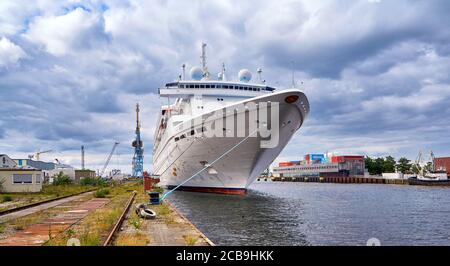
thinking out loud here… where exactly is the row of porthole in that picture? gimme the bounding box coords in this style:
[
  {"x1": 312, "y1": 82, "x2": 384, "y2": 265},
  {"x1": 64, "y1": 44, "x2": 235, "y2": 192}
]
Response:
[{"x1": 174, "y1": 127, "x2": 207, "y2": 142}]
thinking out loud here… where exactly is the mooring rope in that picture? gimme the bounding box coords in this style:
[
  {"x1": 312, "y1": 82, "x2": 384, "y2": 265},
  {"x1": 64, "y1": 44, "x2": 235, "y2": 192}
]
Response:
[{"x1": 161, "y1": 128, "x2": 258, "y2": 200}]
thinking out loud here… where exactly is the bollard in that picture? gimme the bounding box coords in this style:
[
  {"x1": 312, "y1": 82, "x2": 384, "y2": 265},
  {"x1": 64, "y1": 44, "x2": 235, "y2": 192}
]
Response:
[{"x1": 148, "y1": 191, "x2": 161, "y2": 205}]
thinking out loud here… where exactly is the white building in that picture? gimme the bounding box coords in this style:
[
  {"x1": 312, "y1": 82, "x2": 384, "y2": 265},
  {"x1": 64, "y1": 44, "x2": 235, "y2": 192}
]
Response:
[{"x1": 0, "y1": 154, "x2": 43, "y2": 193}]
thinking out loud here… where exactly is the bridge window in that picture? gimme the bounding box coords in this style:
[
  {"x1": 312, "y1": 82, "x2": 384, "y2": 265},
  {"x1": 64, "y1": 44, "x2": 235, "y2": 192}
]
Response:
[{"x1": 179, "y1": 85, "x2": 184, "y2": 88}]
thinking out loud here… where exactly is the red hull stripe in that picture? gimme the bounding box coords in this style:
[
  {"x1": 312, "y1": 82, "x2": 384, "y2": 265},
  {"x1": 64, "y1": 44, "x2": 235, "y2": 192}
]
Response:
[{"x1": 166, "y1": 185, "x2": 247, "y2": 195}]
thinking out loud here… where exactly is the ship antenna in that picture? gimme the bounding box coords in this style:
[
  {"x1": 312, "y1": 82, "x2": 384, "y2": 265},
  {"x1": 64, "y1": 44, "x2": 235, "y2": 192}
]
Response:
[
  {"x1": 257, "y1": 68, "x2": 263, "y2": 84},
  {"x1": 201, "y1": 43, "x2": 209, "y2": 80},
  {"x1": 182, "y1": 64, "x2": 186, "y2": 80},
  {"x1": 221, "y1": 62, "x2": 226, "y2": 81}
]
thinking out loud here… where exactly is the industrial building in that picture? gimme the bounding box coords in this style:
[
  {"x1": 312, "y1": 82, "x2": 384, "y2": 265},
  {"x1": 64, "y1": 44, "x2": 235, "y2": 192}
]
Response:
[
  {"x1": 273, "y1": 154, "x2": 365, "y2": 178},
  {"x1": 75, "y1": 169, "x2": 96, "y2": 182},
  {"x1": 13, "y1": 158, "x2": 76, "y2": 183},
  {"x1": 0, "y1": 154, "x2": 43, "y2": 193},
  {"x1": 434, "y1": 157, "x2": 450, "y2": 176}
]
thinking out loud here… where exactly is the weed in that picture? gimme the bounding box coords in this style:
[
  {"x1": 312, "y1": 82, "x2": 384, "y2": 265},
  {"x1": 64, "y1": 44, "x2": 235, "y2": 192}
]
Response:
[
  {"x1": 80, "y1": 231, "x2": 101, "y2": 246},
  {"x1": 128, "y1": 215, "x2": 143, "y2": 230},
  {"x1": 94, "y1": 189, "x2": 110, "y2": 198},
  {"x1": 1, "y1": 195, "x2": 13, "y2": 202},
  {"x1": 80, "y1": 177, "x2": 107, "y2": 186},
  {"x1": 52, "y1": 172, "x2": 72, "y2": 185},
  {"x1": 66, "y1": 228, "x2": 76, "y2": 238},
  {"x1": 183, "y1": 235, "x2": 199, "y2": 246},
  {"x1": 115, "y1": 232, "x2": 149, "y2": 246},
  {"x1": 13, "y1": 224, "x2": 24, "y2": 230}
]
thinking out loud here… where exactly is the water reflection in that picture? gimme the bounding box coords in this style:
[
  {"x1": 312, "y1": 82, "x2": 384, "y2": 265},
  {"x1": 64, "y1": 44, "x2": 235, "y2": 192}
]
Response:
[{"x1": 168, "y1": 188, "x2": 309, "y2": 245}]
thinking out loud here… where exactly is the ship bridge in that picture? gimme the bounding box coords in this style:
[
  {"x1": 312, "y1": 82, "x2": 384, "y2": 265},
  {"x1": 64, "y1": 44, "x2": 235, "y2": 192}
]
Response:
[{"x1": 159, "y1": 81, "x2": 275, "y2": 98}]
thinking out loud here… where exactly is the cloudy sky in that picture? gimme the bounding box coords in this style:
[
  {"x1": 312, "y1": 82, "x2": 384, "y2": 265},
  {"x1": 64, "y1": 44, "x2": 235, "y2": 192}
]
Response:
[{"x1": 1, "y1": 0, "x2": 449, "y2": 173}]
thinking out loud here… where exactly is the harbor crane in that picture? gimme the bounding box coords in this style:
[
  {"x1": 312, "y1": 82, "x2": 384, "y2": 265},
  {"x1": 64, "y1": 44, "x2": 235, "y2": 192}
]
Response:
[
  {"x1": 100, "y1": 142, "x2": 119, "y2": 178},
  {"x1": 132, "y1": 103, "x2": 144, "y2": 177},
  {"x1": 28, "y1": 150, "x2": 52, "y2": 161}
]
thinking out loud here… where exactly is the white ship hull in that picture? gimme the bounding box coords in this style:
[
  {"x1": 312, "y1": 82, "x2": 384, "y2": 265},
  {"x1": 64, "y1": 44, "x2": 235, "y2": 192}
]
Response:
[{"x1": 153, "y1": 89, "x2": 309, "y2": 194}]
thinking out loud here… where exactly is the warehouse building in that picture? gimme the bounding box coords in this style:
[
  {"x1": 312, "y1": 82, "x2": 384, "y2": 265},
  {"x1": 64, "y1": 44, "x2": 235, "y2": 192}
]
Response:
[
  {"x1": 75, "y1": 169, "x2": 96, "y2": 183},
  {"x1": 13, "y1": 158, "x2": 76, "y2": 183},
  {"x1": 273, "y1": 154, "x2": 365, "y2": 178},
  {"x1": 434, "y1": 157, "x2": 450, "y2": 176},
  {"x1": 0, "y1": 154, "x2": 43, "y2": 193}
]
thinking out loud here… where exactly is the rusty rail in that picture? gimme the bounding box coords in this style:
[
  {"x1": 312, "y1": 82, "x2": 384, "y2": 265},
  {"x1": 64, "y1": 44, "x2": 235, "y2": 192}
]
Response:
[
  {"x1": 103, "y1": 191, "x2": 137, "y2": 246},
  {"x1": 0, "y1": 188, "x2": 97, "y2": 216}
]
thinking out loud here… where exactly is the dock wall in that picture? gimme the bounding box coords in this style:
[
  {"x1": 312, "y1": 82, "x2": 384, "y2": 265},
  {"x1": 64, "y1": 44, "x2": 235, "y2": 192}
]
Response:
[{"x1": 271, "y1": 176, "x2": 409, "y2": 185}]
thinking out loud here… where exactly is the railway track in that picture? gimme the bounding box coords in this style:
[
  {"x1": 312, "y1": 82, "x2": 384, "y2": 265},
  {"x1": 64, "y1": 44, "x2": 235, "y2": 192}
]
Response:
[
  {"x1": 0, "y1": 189, "x2": 97, "y2": 220},
  {"x1": 103, "y1": 191, "x2": 137, "y2": 246}
]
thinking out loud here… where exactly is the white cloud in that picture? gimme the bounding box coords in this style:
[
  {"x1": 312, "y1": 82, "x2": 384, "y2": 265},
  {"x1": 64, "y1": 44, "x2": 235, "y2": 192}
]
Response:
[
  {"x1": 24, "y1": 7, "x2": 108, "y2": 56},
  {"x1": 0, "y1": 37, "x2": 26, "y2": 67}
]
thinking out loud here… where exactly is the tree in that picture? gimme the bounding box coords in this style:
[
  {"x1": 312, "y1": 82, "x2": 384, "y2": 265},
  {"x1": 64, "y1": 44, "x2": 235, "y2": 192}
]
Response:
[
  {"x1": 383, "y1": 156, "x2": 396, "y2": 173},
  {"x1": 52, "y1": 172, "x2": 72, "y2": 185},
  {"x1": 365, "y1": 156, "x2": 375, "y2": 175},
  {"x1": 396, "y1": 157, "x2": 412, "y2": 174},
  {"x1": 373, "y1": 157, "x2": 384, "y2": 175}
]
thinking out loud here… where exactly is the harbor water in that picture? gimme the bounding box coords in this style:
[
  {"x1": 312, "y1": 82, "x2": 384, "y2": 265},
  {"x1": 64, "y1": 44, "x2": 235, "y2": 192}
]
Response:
[{"x1": 168, "y1": 181, "x2": 450, "y2": 246}]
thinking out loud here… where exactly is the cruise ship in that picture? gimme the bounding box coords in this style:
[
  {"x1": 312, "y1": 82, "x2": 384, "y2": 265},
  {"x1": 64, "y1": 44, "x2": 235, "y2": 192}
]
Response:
[{"x1": 152, "y1": 44, "x2": 310, "y2": 195}]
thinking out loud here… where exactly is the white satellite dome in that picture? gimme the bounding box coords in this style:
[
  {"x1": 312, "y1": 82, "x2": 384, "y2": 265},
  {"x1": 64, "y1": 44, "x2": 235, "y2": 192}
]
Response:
[
  {"x1": 238, "y1": 69, "x2": 252, "y2": 82},
  {"x1": 190, "y1": 66, "x2": 203, "y2": 80}
]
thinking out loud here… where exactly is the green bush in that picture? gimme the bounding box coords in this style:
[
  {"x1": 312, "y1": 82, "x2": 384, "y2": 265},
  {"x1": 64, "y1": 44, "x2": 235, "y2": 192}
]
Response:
[
  {"x1": 2, "y1": 195, "x2": 13, "y2": 202},
  {"x1": 80, "y1": 176, "x2": 107, "y2": 186},
  {"x1": 80, "y1": 176, "x2": 95, "y2": 186},
  {"x1": 52, "y1": 172, "x2": 73, "y2": 185},
  {"x1": 94, "y1": 188, "x2": 110, "y2": 198}
]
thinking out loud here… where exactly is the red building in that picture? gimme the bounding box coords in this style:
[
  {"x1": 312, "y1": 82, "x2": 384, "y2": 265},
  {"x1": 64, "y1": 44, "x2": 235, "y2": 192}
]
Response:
[
  {"x1": 331, "y1": 156, "x2": 365, "y2": 176},
  {"x1": 434, "y1": 157, "x2": 450, "y2": 176},
  {"x1": 330, "y1": 155, "x2": 364, "y2": 163}
]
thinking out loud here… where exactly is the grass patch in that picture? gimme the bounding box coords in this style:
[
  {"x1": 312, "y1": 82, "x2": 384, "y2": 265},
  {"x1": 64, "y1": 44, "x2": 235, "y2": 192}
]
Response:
[
  {"x1": 10, "y1": 210, "x2": 52, "y2": 232},
  {"x1": 115, "y1": 232, "x2": 149, "y2": 246},
  {"x1": 128, "y1": 215, "x2": 143, "y2": 230},
  {"x1": 94, "y1": 189, "x2": 110, "y2": 198},
  {"x1": 183, "y1": 234, "x2": 199, "y2": 246},
  {"x1": 80, "y1": 177, "x2": 108, "y2": 187},
  {"x1": 0, "y1": 184, "x2": 98, "y2": 212},
  {"x1": 1, "y1": 195, "x2": 12, "y2": 202}
]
